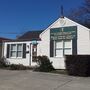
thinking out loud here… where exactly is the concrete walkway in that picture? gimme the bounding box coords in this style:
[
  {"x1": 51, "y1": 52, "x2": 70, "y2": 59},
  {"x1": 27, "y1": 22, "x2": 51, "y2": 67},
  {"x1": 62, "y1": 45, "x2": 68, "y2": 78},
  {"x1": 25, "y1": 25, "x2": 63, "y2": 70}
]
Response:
[{"x1": 0, "y1": 70, "x2": 90, "y2": 90}]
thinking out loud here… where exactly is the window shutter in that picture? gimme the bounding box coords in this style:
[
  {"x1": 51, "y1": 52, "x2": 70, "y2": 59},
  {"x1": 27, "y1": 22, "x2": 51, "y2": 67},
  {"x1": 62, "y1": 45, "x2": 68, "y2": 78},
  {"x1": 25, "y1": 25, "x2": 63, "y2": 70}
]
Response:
[
  {"x1": 72, "y1": 39, "x2": 77, "y2": 55},
  {"x1": 23, "y1": 44, "x2": 26, "y2": 58},
  {"x1": 50, "y1": 40, "x2": 54, "y2": 57},
  {"x1": 7, "y1": 44, "x2": 10, "y2": 58}
]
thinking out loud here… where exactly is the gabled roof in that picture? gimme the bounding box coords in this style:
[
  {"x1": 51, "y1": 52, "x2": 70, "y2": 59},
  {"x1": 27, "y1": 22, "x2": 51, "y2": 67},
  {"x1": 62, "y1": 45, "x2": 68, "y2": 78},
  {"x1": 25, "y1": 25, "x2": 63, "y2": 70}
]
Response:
[
  {"x1": 40, "y1": 17, "x2": 90, "y2": 37},
  {"x1": 0, "y1": 37, "x2": 11, "y2": 43},
  {"x1": 17, "y1": 30, "x2": 43, "y2": 41}
]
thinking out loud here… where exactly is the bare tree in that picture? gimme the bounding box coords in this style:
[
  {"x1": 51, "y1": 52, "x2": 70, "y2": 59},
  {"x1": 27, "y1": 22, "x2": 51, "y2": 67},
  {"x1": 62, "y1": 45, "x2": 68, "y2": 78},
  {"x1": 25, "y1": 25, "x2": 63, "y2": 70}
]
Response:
[{"x1": 68, "y1": 0, "x2": 90, "y2": 28}]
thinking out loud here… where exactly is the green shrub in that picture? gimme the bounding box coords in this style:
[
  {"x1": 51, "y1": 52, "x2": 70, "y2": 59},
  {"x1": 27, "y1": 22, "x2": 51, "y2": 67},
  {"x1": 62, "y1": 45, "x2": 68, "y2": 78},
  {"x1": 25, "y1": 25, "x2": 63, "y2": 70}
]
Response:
[
  {"x1": 0, "y1": 57, "x2": 32, "y2": 70},
  {"x1": 65, "y1": 55, "x2": 90, "y2": 77},
  {"x1": 35, "y1": 56, "x2": 55, "y2": 72},
  {"x1": 0, "y1": 57, "x2": 7, "y2": 68},
  {"x1": 8, "y1": 64, "x2": 31, "y2": 70}
]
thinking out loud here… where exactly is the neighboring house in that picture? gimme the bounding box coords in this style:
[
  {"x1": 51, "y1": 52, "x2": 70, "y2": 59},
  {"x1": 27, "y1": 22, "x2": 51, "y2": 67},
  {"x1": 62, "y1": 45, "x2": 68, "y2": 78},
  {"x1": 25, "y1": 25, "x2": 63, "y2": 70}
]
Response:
[
  {"x1": 3, "y1": 17, "x2": 90, "y2": 69},
  {"x1": 0, "y1": 37, "x2": 11, "y2": 59}
]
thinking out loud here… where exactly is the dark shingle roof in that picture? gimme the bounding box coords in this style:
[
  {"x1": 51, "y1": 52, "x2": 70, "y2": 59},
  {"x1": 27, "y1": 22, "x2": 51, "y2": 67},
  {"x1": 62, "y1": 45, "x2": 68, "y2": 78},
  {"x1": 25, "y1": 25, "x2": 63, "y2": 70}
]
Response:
[
  {"x1": 0, "y1": 37, "x2": 11, "y2": 43},
  {"x1": 17, "y1": 30, "x2": 43, "y2": 41}
]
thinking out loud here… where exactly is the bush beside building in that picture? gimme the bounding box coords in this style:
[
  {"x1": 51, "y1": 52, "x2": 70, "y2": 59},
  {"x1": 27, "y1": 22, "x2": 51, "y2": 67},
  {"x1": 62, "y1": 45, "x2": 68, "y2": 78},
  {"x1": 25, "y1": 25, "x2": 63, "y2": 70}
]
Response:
[
  {"x1": 65, "y1": 55, "x2": 90, "y2": 77},
  {"x1": 34, "y1": 56, "x2": 55, "y2": 72}
]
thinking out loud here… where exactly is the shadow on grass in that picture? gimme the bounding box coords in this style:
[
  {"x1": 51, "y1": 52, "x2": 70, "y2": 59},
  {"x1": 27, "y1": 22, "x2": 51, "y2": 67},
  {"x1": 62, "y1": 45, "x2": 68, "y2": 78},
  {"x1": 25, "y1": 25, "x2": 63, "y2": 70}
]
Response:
[{"x1": 50, "y1": 70, "x2": 68, "y2": 75}]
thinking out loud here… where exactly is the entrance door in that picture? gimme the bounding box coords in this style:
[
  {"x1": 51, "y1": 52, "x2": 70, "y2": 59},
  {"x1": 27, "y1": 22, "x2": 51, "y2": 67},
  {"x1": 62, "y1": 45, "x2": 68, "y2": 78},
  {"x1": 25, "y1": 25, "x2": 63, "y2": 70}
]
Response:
[
  {"x1": 30, "y1": 43, "x2": 37, "y2": 66},
  {"x1": 32, "y1": 44, "x2": 37, "y2": 62}
]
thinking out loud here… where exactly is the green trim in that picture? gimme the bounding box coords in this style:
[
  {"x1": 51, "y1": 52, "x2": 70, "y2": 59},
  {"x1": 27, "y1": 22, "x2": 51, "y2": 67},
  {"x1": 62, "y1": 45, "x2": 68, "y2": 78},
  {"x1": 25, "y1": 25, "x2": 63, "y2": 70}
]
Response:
[{"x1": 50, "y1": 26, "x2": 77, "y2": 40}]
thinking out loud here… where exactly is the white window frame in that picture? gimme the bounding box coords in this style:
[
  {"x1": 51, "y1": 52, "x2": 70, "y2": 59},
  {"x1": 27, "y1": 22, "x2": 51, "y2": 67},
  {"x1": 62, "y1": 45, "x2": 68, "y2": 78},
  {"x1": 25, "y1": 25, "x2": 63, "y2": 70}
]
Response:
[
  {"x1": 10, "y1": 44, "x2": 17, "y2": 58},
  {"x1": 54, "y1": 40, "x2": 72, "y2": 57},
  {"x1": 10, "y1": 44, "x2": 23, "y2": 58},
  {"x1": 17, "y1": 44, "x2": 23, "y2": 58}
]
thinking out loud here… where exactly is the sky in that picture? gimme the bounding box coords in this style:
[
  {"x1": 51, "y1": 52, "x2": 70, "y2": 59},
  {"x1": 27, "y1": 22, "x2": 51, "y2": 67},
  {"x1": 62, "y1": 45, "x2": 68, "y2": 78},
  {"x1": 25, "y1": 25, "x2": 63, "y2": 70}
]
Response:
[{"x1": 0, "y1": 0, "x2": 84, "y2": 39}]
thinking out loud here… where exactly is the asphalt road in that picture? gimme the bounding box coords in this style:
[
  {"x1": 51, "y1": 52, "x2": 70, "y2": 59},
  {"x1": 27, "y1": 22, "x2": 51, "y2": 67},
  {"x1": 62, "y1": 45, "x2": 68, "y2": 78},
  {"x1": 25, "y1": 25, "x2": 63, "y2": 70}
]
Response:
[{"x1": 0, "y1": 70, "x2": 90, "y2": 90}]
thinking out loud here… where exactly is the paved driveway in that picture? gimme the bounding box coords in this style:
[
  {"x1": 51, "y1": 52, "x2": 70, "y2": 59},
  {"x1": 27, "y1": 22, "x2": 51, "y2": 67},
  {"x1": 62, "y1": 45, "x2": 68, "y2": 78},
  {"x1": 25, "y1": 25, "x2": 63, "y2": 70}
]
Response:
[{"x1": 0, "y1": 70, "x2": 90, "y2": 90}]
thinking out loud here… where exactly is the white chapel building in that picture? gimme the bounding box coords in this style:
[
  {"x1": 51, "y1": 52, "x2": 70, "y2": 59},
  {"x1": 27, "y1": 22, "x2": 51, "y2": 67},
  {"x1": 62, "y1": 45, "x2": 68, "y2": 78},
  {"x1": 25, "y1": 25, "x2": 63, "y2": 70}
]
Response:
[{"x1": 3, "y1": 17, "x2": 90, "y2": 69}]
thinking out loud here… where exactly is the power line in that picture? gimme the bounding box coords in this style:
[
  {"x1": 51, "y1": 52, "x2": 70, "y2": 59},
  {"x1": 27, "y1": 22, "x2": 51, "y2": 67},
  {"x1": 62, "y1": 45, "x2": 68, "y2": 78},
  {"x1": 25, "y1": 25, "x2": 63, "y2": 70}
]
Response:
[{"x1": 0, "y1": 32, "x2": 20, "y2": 34}]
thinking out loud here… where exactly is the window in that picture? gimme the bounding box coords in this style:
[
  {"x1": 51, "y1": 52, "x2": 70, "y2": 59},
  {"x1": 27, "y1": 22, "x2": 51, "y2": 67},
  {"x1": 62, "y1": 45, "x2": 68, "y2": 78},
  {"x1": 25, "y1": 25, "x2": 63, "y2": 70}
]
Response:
[
  {"x1": 64, "y1": 40, "x2": 72, "y2": 55},
  {"x1": 55, "y1": 41, "x2": 63, "y2": 57},
  {"x1": 17, "y1": 44, "x2": 23, "y2": 57},
  {"x1": 10, "y1": 44, "x2": 17, "y2": 57},
  {"x1": 10, "y1": 44, "x2": 23, "y2": 58},
  {"x1": 55, "y1": 40, "x2": 72, "y2": 57}
]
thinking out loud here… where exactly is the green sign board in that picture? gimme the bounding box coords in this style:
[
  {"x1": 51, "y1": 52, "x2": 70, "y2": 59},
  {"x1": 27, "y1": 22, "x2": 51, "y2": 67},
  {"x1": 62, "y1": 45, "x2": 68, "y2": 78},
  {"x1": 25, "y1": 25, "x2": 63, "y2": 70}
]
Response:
[{"x1": 50, "y1": 26, "x2": 77, "y2": 40}]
